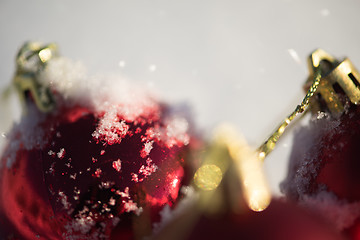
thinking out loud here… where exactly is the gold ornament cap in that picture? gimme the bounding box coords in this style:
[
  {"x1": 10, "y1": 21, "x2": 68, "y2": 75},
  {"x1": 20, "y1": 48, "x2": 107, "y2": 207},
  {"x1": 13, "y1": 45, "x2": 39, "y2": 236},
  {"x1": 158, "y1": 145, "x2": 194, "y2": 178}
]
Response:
[
  {"x1": 13, "y1": 42, "x2": 58, "y2": 113},
  {"x1": 305, "y1": 49, "x2": 360, "y2": 116}
]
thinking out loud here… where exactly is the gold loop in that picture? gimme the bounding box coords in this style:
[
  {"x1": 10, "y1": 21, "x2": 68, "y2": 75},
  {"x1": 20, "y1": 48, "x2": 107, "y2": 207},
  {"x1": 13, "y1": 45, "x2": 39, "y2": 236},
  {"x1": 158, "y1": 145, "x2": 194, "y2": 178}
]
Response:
[{"x1": 258, "y1": 60, "x2": 323, "y2": 159}]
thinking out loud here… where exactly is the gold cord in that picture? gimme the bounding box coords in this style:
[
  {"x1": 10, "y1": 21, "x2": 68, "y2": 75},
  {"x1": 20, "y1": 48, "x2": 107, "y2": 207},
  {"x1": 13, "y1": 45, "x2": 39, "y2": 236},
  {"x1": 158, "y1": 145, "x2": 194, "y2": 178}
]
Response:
[{"x1": 258, "y1": 67, "x2": 322, "y2": 160}]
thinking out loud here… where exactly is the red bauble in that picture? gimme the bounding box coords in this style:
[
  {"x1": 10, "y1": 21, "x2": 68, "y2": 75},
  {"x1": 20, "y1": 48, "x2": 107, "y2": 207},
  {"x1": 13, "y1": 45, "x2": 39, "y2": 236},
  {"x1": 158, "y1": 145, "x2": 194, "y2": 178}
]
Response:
[
  {"x1": 282, "y1": 105, "x2": 360, "y2": 239},
  {"x1": 0, "y1": 91, "x2": 193, "y2": 239}
]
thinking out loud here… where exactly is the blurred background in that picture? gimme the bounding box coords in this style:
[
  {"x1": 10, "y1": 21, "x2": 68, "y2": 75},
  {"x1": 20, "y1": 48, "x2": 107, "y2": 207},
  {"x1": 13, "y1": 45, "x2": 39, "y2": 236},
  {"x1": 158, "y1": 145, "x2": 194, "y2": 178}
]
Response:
[{"x1": 1, "y1": 0, "x2": 360, "y2": 195}]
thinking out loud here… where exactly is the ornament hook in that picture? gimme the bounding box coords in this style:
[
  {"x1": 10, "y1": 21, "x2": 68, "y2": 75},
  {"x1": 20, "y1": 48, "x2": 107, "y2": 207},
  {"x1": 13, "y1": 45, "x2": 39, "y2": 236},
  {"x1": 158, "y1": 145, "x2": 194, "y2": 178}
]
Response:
[
  {"x1": 258, "y1": 49, "x2": 360, "y2": 160},
  {"x1": 258, "y1": 65, "x2": 322, "y2": 160}
]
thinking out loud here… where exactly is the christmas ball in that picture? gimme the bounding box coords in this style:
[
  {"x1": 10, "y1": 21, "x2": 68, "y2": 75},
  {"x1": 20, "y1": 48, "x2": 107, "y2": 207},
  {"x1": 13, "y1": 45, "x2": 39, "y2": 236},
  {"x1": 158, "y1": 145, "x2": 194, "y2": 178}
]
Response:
[
  {"x1": 0, "y1": 56, "x2": 195, "y2": 239},
  {"x1": 281, "y1": 103, "x2": 360, "y2": 239}
]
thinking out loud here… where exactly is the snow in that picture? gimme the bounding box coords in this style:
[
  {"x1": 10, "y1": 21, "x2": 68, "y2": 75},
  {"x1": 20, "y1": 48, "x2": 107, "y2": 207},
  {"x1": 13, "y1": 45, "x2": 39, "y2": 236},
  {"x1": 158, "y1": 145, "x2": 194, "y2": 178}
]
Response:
[
  {"x1": 2, "y1": 56, "x2": 191, "y2": 168},
  {"x1": 4, "y1": 103, "x2": 47, "y2": 167},
  {"x1": 92, "y1": 111, "x2": 129, "y2": 145},
  {"x1": 280, "y1": 112, "x2": 341, "y2": 198},
  {"x1": 301, "y1": 191, "x2": 360, "y2": 230}
]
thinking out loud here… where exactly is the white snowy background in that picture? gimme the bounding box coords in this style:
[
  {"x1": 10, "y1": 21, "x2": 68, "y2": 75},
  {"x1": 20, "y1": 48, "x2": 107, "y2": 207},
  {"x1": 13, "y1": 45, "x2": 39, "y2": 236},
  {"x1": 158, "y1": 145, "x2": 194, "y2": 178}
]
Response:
[{"x1": 1, "y1": 0, "x2": 360, "y2": 195}]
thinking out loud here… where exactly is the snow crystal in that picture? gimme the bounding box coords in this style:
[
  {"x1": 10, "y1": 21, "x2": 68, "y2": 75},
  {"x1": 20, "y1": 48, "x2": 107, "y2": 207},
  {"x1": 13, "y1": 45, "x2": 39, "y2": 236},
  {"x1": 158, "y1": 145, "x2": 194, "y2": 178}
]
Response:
[
  {"x1": 93, "y1": 168, "x2": 102, "y2": 178},
  {"x1": 73, "y1": 188, "x2": 80, "y2": 201},
  {"x1": 131, "y1": 173, "x2": 139, "y2": 182},
  {"x1": 140, "y1": 140, "x2": 154, "y2": 158},
  {"x1": 144, "y1": 127, "x2": 161, "y2": 142},
  {"x1": 112, "y1": 159, "x2": 122, "y2": 172},
  {"x1": 63, "y1": 206, "x2": 99, "y2": 240},
  {"x1": 123, "y1": 199, "x2": 142, "y2": 215},
  {"x1": 139, "y1": 158, "x2": 158, "y2": 177},
  {"x1": 115, "y1": 187, "x2": 130, "y2": 198},
  {"x1": 57, "y1": 148, "x2": 66, "y2": 159},
  {"x1": 59, "y1": 191, "x2": 71, "y2": 210},
  {"x1": 48, "y1": 162, "x2": 56, "y2": 176},
  {"x1": 131, "y1": 158, "x2": 158, "y2": 182},
  {"x1": 92, "y1": 109, "x2": 129, "y2": 145},
  {"x1": 109, "y1": 197, "x2": 116, "y2": 206},
  {"x1": 100, "y1": 181, "x2": 112, "y2": 189},
  {"x1": 110, "y1": 187, "x2": 143, "y2": 215},
  {"x1": 69, "y1": 173, "x2": 77, "y2": 180}
]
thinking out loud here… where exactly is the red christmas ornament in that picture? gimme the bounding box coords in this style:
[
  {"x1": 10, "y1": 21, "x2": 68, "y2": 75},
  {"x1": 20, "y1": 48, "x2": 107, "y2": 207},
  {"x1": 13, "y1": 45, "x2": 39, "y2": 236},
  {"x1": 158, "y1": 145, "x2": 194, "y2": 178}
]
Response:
[
  {"x1": 0, "y1": 43, "x2": 195, "y2": 239},
  {"x1": 281, "y1": 50, "x2": 360, "y2": 239}
]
